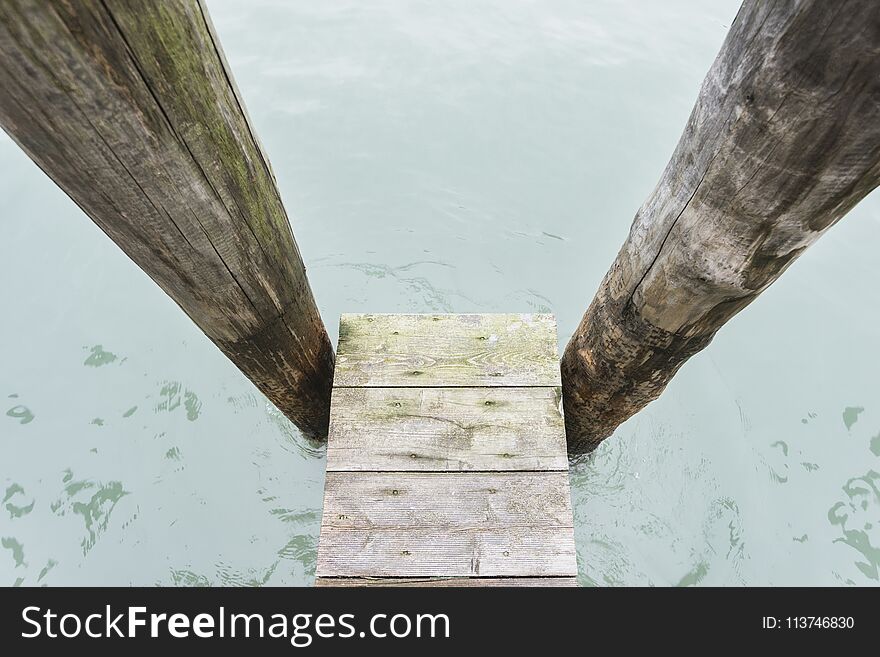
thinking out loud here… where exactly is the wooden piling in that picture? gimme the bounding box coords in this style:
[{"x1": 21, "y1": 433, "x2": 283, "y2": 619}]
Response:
[
  {"x1": 562, "y1": 0, "x2": 880, "y2": 453},
  {"x1": 0, "y1": 0, "x2": 333, "y2": 437},
  {"x1": 316, "y1": 314, "x2": 578, "y2": 586}
]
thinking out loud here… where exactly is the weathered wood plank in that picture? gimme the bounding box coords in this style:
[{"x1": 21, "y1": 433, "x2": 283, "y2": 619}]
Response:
[
  {"x1": 314, "y1": 577, "x2": 579, "y2": 587},
  {"x1": 0, "y1": 0, "x2": 333, "y2": 436},
  {"x1": 334, "y1": 314, "x2": 561, "y2": 387},
  {"x1": 562, "y1": 0, "x2": 880, "y2": 452},
  {"x1": 326, "y1": 387, "x2": 567, "y2": 472},
  {"x1": 317, "y1": 313, "x2": 577, "y2": 584},
  {"x1": 320, "y1": 472, "x2": 574, "y2": 529},
  {"x1": 315, "y1": 527, "x2": 577, "y2": 578},
  {"x1": 317, "y1": 472, "x2": 576, "y2": 578}
]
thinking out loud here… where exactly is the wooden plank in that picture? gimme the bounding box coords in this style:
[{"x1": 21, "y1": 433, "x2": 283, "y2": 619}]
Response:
[
  {"x1": 314, "y1": 577, "x2": 578, "y2": 587},
  {"x1": 320, "y1": 472, "x2": 574, "y2": 529},
  {"x1": 326, "y1": 387, "x2": 567, "y2": 472},
  {"x1": 561, "y1": 0, "x2": 880, "y2": 452},
  {"x1": 334, "y1": 314, "x2": 561, "y2": 387},
  {"x1": 316, "y1": 313, "x2": 577, "y2": 584},
  {"x1": 315, "y1": 527, "x2": 577, "y2": 578},
  {"x1": 317, "y1": 472, "x2": 576, "y2": 578},
  {"x1": 0, "y1": 0, "x2": 333, "y2": 436}
]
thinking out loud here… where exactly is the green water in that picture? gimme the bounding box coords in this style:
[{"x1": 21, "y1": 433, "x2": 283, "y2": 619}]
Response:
[{"x1": 2, "y1": 0, "x2": 879, "y2": 586}]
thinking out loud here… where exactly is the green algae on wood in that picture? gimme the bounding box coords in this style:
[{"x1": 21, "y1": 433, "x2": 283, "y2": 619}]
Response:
[
  {"x1": 0, "y1": 0, "x2": 333, "y2": 437},
  {"x1": 317, "y1": 313, "x2": 577, "y2": 587},
  {"x1": 334, "y1": 313, "x2": 561, "y2": 387}
]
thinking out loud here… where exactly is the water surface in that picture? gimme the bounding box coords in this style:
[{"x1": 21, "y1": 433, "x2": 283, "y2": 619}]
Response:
[{"x1": 2, "y1": 0, "x2": 879, "y2": 586}]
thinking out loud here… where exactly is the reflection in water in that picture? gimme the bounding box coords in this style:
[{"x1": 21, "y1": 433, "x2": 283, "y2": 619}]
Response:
[
  {"x1": 768, "y1": 441, "x2": 789, "y2": 484},
  {"x1": 155, "y1": 382, "x2": 202, "y2": 421},
  {"x1": 51, "y1": 470, "x2": 128, "y2": 556},
  {"x1": 3, "y1": 483, "x2": 34, "y2": 519},
  {"x1": 571, "y1": 401, "x2": 880, "y2": 586},
  {"x1": 38, "y1": 558, "x2": 57, "y2": 582},
  {"x1": 843, "y1": 406, "x2": 865, "y2": 431},
  {"x1": 1, "y1": 343, "x2": 325, "y2": 585},
  {"x1": 83, "y1": 345, "x2": 118, "y2": 368},
  {"x1": 2, "y1": 536, "x2": 25, "y2": 568},
  {"x1": 6, "y1": 404, "x2": 34, "y2": 425},
  {"x1": 676, "y1": 561, "x2": 708, "y2": 587},
  {"x1": 828, "y1": 471, "x2": 880, "y2": 582},
  {"x1": 278, "y1": 534, "x2": 319, "y2": 580}
]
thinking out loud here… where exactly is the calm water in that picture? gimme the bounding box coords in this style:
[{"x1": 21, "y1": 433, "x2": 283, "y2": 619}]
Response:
[{"x1": 2, "y1": 0, "x2": 879, "y2": 586}]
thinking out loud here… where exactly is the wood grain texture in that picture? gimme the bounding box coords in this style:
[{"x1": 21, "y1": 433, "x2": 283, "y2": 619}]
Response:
[
  {"x1": 562, "y1": 0, "x2": 880, "y2": 453},
  {"x1": 334, "y1": 314, "x2": 561, "y2": 387},
  {"x1": 317, "y1": 472, "x2": 576, "y2": 578},
  {"x1": 320, "y1": 472, "x2": 574, "y2": 530},
  {"x1": 0, "y1": 0, "x2": 333, "y2": 436},
  {"x1": 314, "y1": 577, "x2": 578, "y2": 587},
  {"x1": 326, "y1": 387, "x2": 567, "y2": 471},
  {"x1": 315, "y1": 527, "x2": 577, "y2": 578},
  {"x1": 317, "y1": 314, "x2": 576, "y2": 584}
]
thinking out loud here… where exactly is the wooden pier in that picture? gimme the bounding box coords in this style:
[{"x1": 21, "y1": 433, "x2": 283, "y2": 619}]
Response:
[
  {"x1": 5, "y1": 0, "x2": 880, "y2": 589},
  {"x1": 315, "y1": 314, "x2": 578, "y2": 586}
]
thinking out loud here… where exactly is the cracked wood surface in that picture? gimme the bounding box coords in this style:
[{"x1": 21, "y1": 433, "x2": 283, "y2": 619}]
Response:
[
  {"x1": 317, "y1": 313, "x2": 577, "y2": 586},
  {"x1": 326, "y1": 386, "x2": 567, "y2": 471},
  {"x1": 0, "y1": 0, "x2": 333, "y2": 437},
  {"x1": 562, "y1": 0, "x2": 880, "y2": 453}
]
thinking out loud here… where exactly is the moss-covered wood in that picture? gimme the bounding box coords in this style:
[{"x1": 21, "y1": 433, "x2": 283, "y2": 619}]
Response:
[
  {"x1": 334, "y1": 313, "x2": 561, "y2": 387},
  {"x1": 0, "y1": 0, "x2": 333, "y2": 436},
  {"x1": 562, "y1": 0, "x2": 880, "y2": 453}
]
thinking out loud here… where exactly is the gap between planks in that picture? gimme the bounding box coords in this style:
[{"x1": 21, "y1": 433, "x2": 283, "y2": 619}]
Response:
[{"x1": 318, "y1": 313, "x2": 576, "y2": 583}]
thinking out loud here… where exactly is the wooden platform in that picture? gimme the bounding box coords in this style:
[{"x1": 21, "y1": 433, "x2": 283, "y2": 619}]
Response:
[{"x1": 315, "y1": 313, "x2": 578, "y2": 587}]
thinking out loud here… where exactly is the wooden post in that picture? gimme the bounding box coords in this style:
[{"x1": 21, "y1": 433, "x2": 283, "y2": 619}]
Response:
[
  {"x1": 562, "y1": 0, "x2": 880, "y2": 453},
  {"x1": 0, "y1": 0, "x2": 333, "y2": 437}
]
